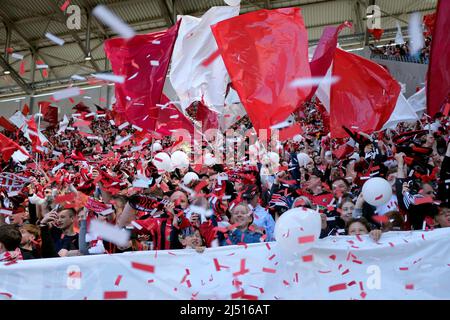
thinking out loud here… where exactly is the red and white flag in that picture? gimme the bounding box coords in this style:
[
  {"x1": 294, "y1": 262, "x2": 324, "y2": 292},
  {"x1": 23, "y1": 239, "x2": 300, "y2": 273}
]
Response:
[{"x1": 169, "y1": 6, "x2": 240, "y2": 113}]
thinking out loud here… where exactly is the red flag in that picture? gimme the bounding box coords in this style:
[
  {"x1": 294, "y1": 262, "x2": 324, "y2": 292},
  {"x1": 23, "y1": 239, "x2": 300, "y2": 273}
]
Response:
[
  {"x1": 306, "y1": 21, "x2": 352, "y2": 100},
  {"x1": 156, "y1": 94, "x2": 194, "y2": 136},
  {"x1": 368, "y1": 28, "x2": 384, "y2": 40},
  {"x1": 22, "y1": 104, "x2": 30, "y2": 116},
  {"x1": 426, "y1": 0, "x2": 450, "y2": 117},
  {"x1": 72, "y1": 102, "x2": 91, "y2": 114},
  {"x1": 104, "y1": 21, "x2": 181, "y2": 131},
  {"x1": 0, "y1": 116, "x2": 16, "y2": 132},
  {"x1": 26, "y1": 117, "x2": 42, "y2": 152},
  {"x1": 195, "y1": 101, "x2": 219, "y2": 132},
  {"x1": 38, "y1": 101, "x2": 58, "y2": 124},
  {"x1": 211, "y1": 8, "x2": 311, "y2": 133},
  {"x1": 330, "y1": 49, "x2": 400, "y2": 138},
  {"x1": 0, "y1": 132, "x2": 29, "y2": 161}
]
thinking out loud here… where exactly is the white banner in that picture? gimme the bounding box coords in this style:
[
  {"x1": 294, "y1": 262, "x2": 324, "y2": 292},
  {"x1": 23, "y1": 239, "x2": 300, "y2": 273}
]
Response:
[{"x1": 0, "y1": 229, "x2": 449, "y2": 300}]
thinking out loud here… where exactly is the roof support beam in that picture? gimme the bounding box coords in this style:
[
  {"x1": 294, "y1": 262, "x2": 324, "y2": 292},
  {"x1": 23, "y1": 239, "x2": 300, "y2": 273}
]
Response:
[
  {"x1": 158, "y1": 0, "x2": 175, "y2": 26},
  {"x1": 0, "y1": 7, "x2": 58, "y2": 79},
  {"x1": 48, "y1": 1, "x2": 101, "y2": 72},
  {"x1": 364, "y1": 0, "x2": 376, "y2": 46},
  {"x1": 0, "y1": 55, "x2": 33, "y2": 94},
  {"x1": 265, "y1": 0, "x2": 271, "y2": 9}
]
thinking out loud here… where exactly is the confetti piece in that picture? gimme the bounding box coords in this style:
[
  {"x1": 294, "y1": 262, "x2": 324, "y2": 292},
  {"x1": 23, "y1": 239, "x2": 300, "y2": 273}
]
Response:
[
  {"x1": 352, "y1": 260, "x2": 363, "y2": 264},
  {"x1": 329, "y1": 254, "x2": 336, "y2": 260},
  {"x1": 329, "y1": 283, "x2": 347, "y2": 292},
  {"x1": 408, "y1": 12, "x2": 424, "y2": 55},
  {"x1": 104, "y1": 291, "x2": 127, "y2": 299},
  {"x1": 150, "y1": 60, "x2": 159, "y2": 66},
  {"x1": 19, "y1": 61, "x2": 26, "y2": 75},
  {"x1": 319, "y1": 270, "x2": 332, "y2": 274},
  {"x1": 268, "y1": 254, "x2": 276, "y2": 261},
  {"x1": 302, "y1": 255, "x2": 314, "y2": 262},
  {"x1": 89, "y1": 220, "x2": 130, "y2": 247},
  {"x1": 36, "y1": 64, "x2": 49, "y2": 69},
  {"x1": 0, "y1": 293, "x2": 12, "y2": 299},
  {"x1": 341, "y1": 269, "x2": 350, "y2": 275},
  {"x1": 298, "y1": 235, "x2": 315, "y2": 244},
  {"x1": 290, "y1": 76, "x2": 340, "y2": 88},
  {"x1": 131, "y1": 262, "x2": 155, "y2": 273},
  {"x1": 262, "y1": 267, "x2": 276, "y2": 274},
  {"x1": 389, "y1": 242, "x2": 395, "y2": 247},
  {"x1": 231, "y1": 290, "x2": 244, "y2": 299},
  {"x1": 201, "y1": 49, "x2": 221, "y2": 67},
  {"x1": 405, "y1": 284, "x2": 414, "y2": 290},
  {"x1": 92, "y1": 73, "x2": 125, "y2": 83},
  {"x1": 114, "y1": 275, "x2": 122, "y2": 286},
  {"x1": 374, "y1": 194, "x2": 383, "y2": 201},
  {"x1": 347, "y1": 281, "x2": 357, "y2": 286},
  {"x1": 265, "y1": 243, "x2": 271, "y2": 250},
  {"x1": 11, "y1": 53, "x2": 24, "y2": 60},
  {"x1": 399, "y1": 267, "x2": 409, "y2": 271},
  {"x1": 242, "y1": 294, "x2": 258, "y2": 300},
  {"x1": 60, "y1": 0, "x2": 71, "y2": 11},
  {"x1": 45, "y1": 32, "x2": 65, "y2": 46},
  {"x1": 360, "y1": 291, "x2": 367, "y2": 299},
  {"x1": 93, "y1": 5, "x2": 135, "y2": 39},
  {"x1": 128, "y1": 72, "x2": 139, "y2": 80},
  {"x1": 356, "y1": 235, "x2": 363, "y2": 242},
  {"x1": 282, "y1": 280, "x2": 290, "y2": 286}
]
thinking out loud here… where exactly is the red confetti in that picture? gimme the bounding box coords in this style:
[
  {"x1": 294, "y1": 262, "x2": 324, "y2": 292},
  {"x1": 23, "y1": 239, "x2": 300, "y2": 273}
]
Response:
[
  {"x1": 147, "y1": 279, "x2": 154, "y2": 283},
  {"x1": 329, "y1": 283, "x2": 347, "y2": 292},
  {"x1": 186, "y1": 280, "x2": 192, "y2": 288},
  {"x1": 282, "y1": 280, "x2": 290, "y2": 286},
  {"x1": 298, "y1": 235, "x2": 315, "y2": 244},
  {"x1": 265, "y1": 243, "x2": 271, "y2": 250},
  {"x1": 318, "y1": 270, "x2": 332, "y2": 274},
  {"x1": 114, "y1": 275, "x2": 122, "y2": 286},
  {"x1": 347, "y1": 281, "x2": 357, "y2": 286},
  {"x1": 360, "y1": 291, "x2": 367, "y2": 299},
  {"x1": 389, "y1": 242, "x2": 395, "y2": 247},
  {"x1": 231, "y1": 290, "x2": 244, "y2": 299},
  {"x1": 0, "y1": 292, "x2": 12, "y2": 299},
  {"x1": 104, "y1": 291, "x2": 127, "y2": 300},
  {"x1": 295, "y1": 273, "x2": 299, "y2": 283},
  {"x1": 356, "y1": 234, "x2": 363, "y2": 242},
  {"x1": 131, "y1": 262, "x2": 155, "y2": 273},
  {"x1": 352, "y1": 260, "x2": 363, "y2": 264},
  {"x1": 201, "y1": 49, "x2": 221, "y2": 67},
  {"x1": 329, "y1": 254, "x2": 336, "y2": 260},
  {"x1": 268, "y1": 254, "x2": 276, "y2": 261},
  {"x1": 405, "y1": 284, "x2": 414, "y2": 290},
  {"x1": 60, "y1": 0, "x2": 71, "y2": 11},
  {"x1": 359, "y1": 281, "x2": 364, "y2": 291},
  {"x1": 374, "y1": 194, "x2": 383, "y2": 201},
  {"x1": 233, "y1": 259, "x2": 249, "y2": 277},
  {"x1": 302, "y1": 255, "x2": 314, "y2": 262},
  {"x1": 399, "y1": 267, "x2": 409, "y2": 271},
  {"x1": 421, "y1": 234, "x2": 426, "y2": 240},
  {"x1": 242, "y1": 294, "x2": 259, "y2": 300},
  {"x1": 262, "y1": 267, "x2": 276, "y2": 274}
]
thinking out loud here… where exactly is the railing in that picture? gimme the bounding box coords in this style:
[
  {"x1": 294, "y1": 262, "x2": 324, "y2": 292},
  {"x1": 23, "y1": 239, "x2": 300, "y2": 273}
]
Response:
[{"x1": 370, "y1": 53, "x2": 429, "y2": 65}]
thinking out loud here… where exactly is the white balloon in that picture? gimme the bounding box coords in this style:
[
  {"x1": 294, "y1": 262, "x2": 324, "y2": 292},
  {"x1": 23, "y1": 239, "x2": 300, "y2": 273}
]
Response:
[
  {"x1": 151, "y1": 142, "x2": 162, "y2": 152},
  {"x1": 224, "y1": 0, "x2": 241, "y2": 7},
  {"x1": 362, "y1": 177, "x2": 392, "y2": 206},
  {"x1": 204, "y1": 153, "x2": 216, "y2": 167},
  {"x1": 297, "y1": 152, "x2": 312, "y2": 167},
  {"x1": 293, "y1": 134, "x2": 303, "y2": 142},
  {"x1": 183, "y1": 172, "x2": 199, "y2": 185},
  {"x1": 274, "y1": 208, "x2": 322, "y2": 258},
  {"x1": 152, "y1": 152, "x2": 173, "y2": 172},
  {"x1": 171, "y1": 151, "x2": 189, "y2": 169}
]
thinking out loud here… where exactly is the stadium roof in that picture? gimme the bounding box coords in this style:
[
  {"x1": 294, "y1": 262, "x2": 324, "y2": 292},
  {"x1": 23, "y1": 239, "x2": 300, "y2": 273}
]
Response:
[{"x1": 0, "y1": 0, "x2": 438, "y2": 97}]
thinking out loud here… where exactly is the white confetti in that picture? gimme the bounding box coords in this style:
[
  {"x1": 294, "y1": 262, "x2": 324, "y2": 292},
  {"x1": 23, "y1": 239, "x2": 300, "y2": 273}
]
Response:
[
  {"x1": 89, "y1": 219, "x2": 130, "y2": 247},
  {"x1": 408, "y1": 12, "x2": 424, "y2": 56},
  {"x1": 45, "y1": 32, "x2": 65, "y2": 46},
  {"x1": 132, "y1": 124, "x2": 143, "y2": 131},
  {"x1": 150, "y1": 60, "x2": 159, "y2": 66},
  {"x1": 36, "y1": 64, "x2": 49, "y2": 69},
  {"x1": 118, "y1": 122, "x2": 130, "y2": 130},
  {"x1": 71, "y1": 74, "x2": 86, "y2": 81},
  {"x1": 11, "y1": 53, "x2": 24, "y2": 60},
  {"x1": 53, "y1": 87, "x2": 81, "y2": 101},
  {"x1": 152, "y1": 40, "x2": 160, "y2": 44},
  {"x1": 92, "y1": 73, "x2": 125, "y2": 83},
  {"x1": 290, "y1": 76, "x2": 340, "y2": 88},
  {"x1": 92, "y1": 5, "x2": 135, "y2": 39},
  {"x1": 128, "y1": 72, "x2": 139, "y2": 80}
]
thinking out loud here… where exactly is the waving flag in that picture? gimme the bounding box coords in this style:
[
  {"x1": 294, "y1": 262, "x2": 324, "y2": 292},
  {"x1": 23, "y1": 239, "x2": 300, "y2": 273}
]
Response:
[
  {"x1": 212, "y1": 8, "x2": 311, "y2": 133},
  {"x1": 427, "y1": 0, "x2": 450, "y2": 116},
  {"x1": 306, "y1": 21, "x2": 352, "y2": 100},
  {"x1": 169, "y1": 6, "x2": 240, "y2": 113},
  {"x1": 104, "y1": 21, "x2": 181, "y2": 131},
  {"x1": 317, "y1": 49, "x2": 400, "y2": 138},
  {"x1": 0, "y1": 133, "x2": 30, "y2": 161}
]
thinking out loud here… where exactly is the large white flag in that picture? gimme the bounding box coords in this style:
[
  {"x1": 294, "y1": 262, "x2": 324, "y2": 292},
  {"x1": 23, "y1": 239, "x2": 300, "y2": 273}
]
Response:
[
  {"x1": 382, "y1": 92, "x2": 419, "y2": 130},
  {"x1": 169, "y1": 6, "x2": 240, "y2": 113},
  {"x1": 407, "y1": 86, "x2": 427, "y2": 117}
]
